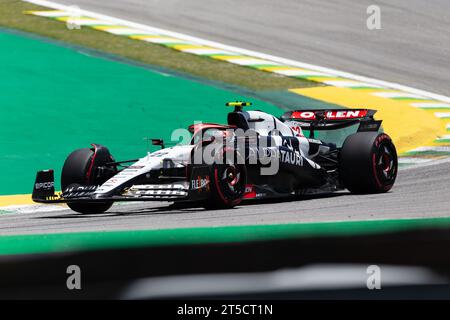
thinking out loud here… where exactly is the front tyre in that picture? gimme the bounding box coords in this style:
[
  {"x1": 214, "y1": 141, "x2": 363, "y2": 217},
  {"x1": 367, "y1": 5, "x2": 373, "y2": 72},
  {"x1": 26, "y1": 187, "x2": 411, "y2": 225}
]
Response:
[
  {"x1": 340, "y1": 132, "x2": 398, "y2": 194},
  {"x1": 205, "y1": 151, "x2": 247, "y2": 209},
  {"x1": 61, "y1": 146, "x2": 116, "y2": 214}
]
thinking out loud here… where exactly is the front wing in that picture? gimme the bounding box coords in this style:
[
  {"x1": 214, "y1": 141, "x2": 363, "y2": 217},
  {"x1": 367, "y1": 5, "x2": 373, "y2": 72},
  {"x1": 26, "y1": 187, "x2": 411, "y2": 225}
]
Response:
[{"x1": 32, "y1": 168, "x2": 212, "y2": 204}]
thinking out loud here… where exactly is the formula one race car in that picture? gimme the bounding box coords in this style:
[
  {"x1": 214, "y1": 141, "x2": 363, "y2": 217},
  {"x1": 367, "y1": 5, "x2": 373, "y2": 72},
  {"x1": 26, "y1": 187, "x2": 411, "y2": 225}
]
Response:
[{"x1": 32, "y1": 102, "x2": 398, "y2": 214}]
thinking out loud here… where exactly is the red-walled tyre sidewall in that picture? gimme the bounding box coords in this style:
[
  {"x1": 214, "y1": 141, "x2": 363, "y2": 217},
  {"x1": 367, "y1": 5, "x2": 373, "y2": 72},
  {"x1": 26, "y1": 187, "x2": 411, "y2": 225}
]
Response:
[
  {"x1": 205, "y1": 151, "x2": 247, "y2": 209},
  {"x1": 340, "y1": 132, "x2": 398, "y2": 194}
]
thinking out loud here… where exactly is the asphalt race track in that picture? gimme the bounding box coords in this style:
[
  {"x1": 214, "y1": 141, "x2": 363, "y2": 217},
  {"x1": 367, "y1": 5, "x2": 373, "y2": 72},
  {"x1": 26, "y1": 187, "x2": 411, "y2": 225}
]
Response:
[
  {"x1": 2, "y1": 159, "x2": 449, "y2": 235},
  {"x1": 55, "y1": 0, "x2": 450, "y2": 96},
  {"x1": 3, "y1": 0, "x2": 450, "y2": 234}
]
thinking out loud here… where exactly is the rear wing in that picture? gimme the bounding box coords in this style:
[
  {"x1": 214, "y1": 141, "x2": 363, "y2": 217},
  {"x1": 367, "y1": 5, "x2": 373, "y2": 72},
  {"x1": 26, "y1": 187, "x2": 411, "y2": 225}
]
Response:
[{"x1": 281, "y1": 109, "x2": 381, "y2": 138}]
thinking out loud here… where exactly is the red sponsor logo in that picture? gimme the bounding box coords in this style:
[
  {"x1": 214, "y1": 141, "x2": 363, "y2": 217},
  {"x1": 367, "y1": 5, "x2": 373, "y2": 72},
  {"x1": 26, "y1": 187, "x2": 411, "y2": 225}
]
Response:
[
  {"x1": 325, "y1": 110, "x2": 368, "y2": 120},
  {"x1": 291, "y1": 110, "x2": 367, "y2": 121},
  {"x1": 191, "y1": 176, "x2": 210, "y2": 192},
  {"x1": 291, "y1": 111, "x2": 316, "y2": 120},
  {"x1": 243, "y1": 184, "x2": 257, "y2": 199}
]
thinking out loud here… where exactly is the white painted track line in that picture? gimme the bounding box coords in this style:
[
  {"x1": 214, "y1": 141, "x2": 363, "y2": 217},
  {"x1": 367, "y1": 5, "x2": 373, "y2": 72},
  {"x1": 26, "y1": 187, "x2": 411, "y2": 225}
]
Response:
[{"x1": 23, "y1": 0, "x2": 450, "y2": 104}]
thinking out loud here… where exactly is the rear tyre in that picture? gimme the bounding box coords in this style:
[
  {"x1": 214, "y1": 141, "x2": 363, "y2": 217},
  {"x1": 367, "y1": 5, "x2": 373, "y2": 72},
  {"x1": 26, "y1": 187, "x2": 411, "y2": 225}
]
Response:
[
  {"x1": 61, "y1": 147, "x2": 115, "y2": 214},
  {"x1": 340, "y1": 132, "x2": 397, "y2": 194}
]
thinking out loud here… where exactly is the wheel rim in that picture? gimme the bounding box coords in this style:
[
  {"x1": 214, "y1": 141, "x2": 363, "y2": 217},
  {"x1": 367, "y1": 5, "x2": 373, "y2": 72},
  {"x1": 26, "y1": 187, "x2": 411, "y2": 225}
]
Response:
[
  {"x1": 375, "y1": 143, "x2": 397, "y2": 183},
  {"x1": 223, "y1": 166, "x2": 240, "y2": 187},
  {"x1": 217, "y1": 163, "x2": 246, "y2": 201}
]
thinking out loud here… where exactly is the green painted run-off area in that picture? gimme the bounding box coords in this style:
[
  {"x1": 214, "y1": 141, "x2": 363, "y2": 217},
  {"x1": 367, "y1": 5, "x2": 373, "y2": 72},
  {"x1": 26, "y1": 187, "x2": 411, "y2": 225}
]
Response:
[{"x1": 0, "y1": 30, "x2": 283, "y2": 195}]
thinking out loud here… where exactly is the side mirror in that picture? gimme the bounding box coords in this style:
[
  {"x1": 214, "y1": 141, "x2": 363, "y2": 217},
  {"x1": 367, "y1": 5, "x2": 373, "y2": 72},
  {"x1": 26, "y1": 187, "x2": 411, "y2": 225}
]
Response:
[{"x1": 151, "y1": 139, "x2": 165, "y2": 149}]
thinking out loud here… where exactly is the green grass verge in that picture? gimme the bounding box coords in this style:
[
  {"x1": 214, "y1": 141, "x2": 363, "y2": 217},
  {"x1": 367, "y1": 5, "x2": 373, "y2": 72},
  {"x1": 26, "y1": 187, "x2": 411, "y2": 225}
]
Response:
[
  {"x1": 0, "y1": 0, "x2": 318, "y2": 91},
  {"x1": 0, "y1": 30, "x2": 285, "y2": 194},
  {"x1": 2, "y1": 217, "x2": 450, "y2": 255}
]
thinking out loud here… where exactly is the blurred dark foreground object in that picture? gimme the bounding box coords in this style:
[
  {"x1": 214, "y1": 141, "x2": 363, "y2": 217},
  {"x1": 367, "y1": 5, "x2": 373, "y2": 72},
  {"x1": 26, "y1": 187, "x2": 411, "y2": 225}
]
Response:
[{"x1": 1, "y1": 226, "x2": 450, "y2": 299}]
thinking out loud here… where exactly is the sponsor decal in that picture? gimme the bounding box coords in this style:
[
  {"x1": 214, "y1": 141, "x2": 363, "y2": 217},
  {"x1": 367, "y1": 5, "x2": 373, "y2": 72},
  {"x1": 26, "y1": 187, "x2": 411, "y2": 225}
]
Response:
[
  {"x1": 127, "y1": 165, "x2": 145, "y2": 169},
  {"x1": 307, "y1": 138, "x2": 323, "y2": 144},
  {"x1": 62, "y1": 185, "x2": 97, "y2": 198},
  {"x1": 131, "y1": 190, "x2": 186, "y2": 196},
  {"x1": 291, "y1": 110, "x2": 368, "y2": 121},
  {"x1": 45, "y1": 194, "x2": 62, "y2": 201},
  {"x1": 291, "y1": 111, "x2": 316, "y2": 120},
  {"x1": 35, "y1": 181, "x2": 54, "y2": 190},
  {"x1": 151, "y1": 150, "x2": 169, "y2": 157},
  {"x1": 243, "y1": 184, "x2": 257, "y2": 199},
  {"x1": 280, "y1": 150, "x2": 303, "y2": 166},
  {"x1": 191, "y1": 175, "x2": 210, "y2": 191},
  {"x1": 256, "y1": 193, "x2": 267, "y2": 198},
  {"x1": 326, "y1": 110, "x2": 368, "y2": 120}
]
